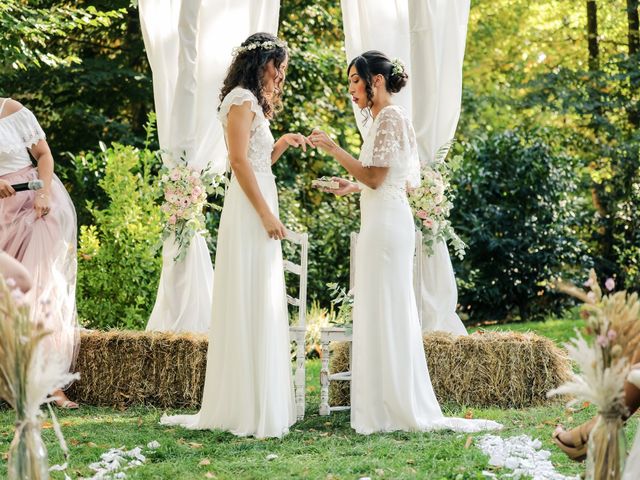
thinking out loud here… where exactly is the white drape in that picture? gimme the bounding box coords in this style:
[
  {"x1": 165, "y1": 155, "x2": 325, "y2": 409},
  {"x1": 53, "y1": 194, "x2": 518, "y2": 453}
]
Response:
[
  {"x1": 140, "y1": 0, "x2": 280, "y2": 333},
  {"x1": 340, "y1": 0, "x2": 411, "y2": 136},
  {"x1": 341, "y1": 0, "x2": 470, "y2": 335}
]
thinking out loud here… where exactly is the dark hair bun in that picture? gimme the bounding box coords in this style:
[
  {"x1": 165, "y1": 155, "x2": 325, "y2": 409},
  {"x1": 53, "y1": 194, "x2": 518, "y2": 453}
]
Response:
[{"x1": 388, "y1": 70, "x2": 408, "y2": 93}]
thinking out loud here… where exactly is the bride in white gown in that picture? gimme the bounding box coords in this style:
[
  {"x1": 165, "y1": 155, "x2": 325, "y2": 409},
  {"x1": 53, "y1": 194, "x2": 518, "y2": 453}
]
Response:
[
  {"x1": 310, "y1": 51, "x2": 501, "y2": 434},
  {"x1": 161, "y1": 33, "x2": 311, "y2": 439}
]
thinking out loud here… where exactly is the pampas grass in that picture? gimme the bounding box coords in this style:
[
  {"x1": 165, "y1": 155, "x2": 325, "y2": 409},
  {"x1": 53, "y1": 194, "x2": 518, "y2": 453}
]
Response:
[
  {"x1": 0, "y1": 274, "x2": 78, "y2": 480},
  {"x1": 550, "y1": 270, "x2": 640, "y2": 480}
]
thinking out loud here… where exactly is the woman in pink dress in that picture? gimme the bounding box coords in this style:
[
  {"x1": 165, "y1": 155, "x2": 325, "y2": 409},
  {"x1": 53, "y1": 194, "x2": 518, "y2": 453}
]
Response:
[{"x1": 0, "y1": 97, "x2": 78, "y2": 408}]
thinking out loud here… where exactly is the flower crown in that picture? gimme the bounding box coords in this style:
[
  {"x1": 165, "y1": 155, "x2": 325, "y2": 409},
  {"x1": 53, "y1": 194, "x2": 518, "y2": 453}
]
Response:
[
  {"x1": 232, "y1": 40, "x2": 287, "y2": 57},
  {"x1": 391, "y1": 58, "x2": 406, "y2": 76}
]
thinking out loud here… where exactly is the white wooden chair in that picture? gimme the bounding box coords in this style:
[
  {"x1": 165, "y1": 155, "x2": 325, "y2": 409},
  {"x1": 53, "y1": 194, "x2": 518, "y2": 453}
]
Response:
[
  {"x1": 319, "y1": 230, "x2": 423, "y2": 416},
  {"x1": 284, "y1": 229, "x2": 309, "y2": 420}
]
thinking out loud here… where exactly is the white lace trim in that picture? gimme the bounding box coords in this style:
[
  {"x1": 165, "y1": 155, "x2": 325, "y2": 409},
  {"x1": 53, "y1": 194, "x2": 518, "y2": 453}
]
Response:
[
  {"x1": 477, "y1": 434, "x2": 579, "y2": 480},
  {"x1": 0, "y1": 108, "x2": 46, "y2": 154},
  {"x1": 218, "y1": 87, "x2": 266, "y2": 131}
]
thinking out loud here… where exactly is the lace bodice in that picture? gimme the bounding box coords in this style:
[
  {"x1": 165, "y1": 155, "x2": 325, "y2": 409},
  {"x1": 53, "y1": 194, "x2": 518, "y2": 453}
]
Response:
[
  {"x1": 0, "y1": 105, "x2": 46, "y2": 176},
  {"x1": 358, "y1": 105, "x2": 420, "y2": 204},
  {"x1": 218, "y1": 88, "x2": 274, "y2": 174}
]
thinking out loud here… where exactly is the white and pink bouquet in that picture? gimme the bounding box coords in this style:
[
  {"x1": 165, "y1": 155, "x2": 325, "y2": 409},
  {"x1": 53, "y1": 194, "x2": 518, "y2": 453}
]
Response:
[
  {"x1": 159, "y1": 164, "x2": 226, "y2": 262},
  {"x1": 408, "y1": 144, "x2": 466, "y2": 259}
]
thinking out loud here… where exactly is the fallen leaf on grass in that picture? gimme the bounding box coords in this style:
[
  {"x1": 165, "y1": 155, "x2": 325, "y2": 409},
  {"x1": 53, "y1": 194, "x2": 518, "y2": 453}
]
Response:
[
  {"x1": 42, "y1": 421, "x2": 53, "y2": 429},
  {"x1": 375, "y1": 468, "x2": 385, "y2": 476},
  {"x1": 189, "y1": 442, "x2": 204, "y2": 449},
  {"x1": 204, "y1": 472, "x2": 216, "y2": 478},
  {"x1": 137, "y1": 417, "x2": 144, "y2": 427},
  {"x1": 464, "y1": 410, "x2": 474, "y2": 419},
  {"x1": 464, "y1": 436, "x2": 473, "y2": 449},
  {"x1": 87, "y1": 442, "x2": 98, "y2": 448},
  {"x1": 406, "y1": 459, "x2": 415, "y2": 465},
  {"x1": 199, "y1": 458, "x2": 211, "y2": 466}
]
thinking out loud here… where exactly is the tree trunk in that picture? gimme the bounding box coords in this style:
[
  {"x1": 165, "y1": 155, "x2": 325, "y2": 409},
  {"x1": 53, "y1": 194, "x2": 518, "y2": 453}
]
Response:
[
  {"x1": 627, "y1": 0, "x2": 639, "y2": 128},
  {"x1": 587, "y1": 0, "x2": 600, "y2": 71},
  {"x1": 628, "y1": 0, "x2": 640, "y2": 55}
]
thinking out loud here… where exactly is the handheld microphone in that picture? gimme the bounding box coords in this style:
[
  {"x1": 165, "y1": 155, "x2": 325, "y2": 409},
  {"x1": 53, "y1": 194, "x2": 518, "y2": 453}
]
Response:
[{"x1": 11, "y1": 180, "x2": 44, "y2": 192}]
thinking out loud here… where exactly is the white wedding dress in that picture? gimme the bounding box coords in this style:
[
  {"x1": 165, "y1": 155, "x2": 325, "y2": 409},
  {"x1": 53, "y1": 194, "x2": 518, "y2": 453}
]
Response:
[
  {"x1": 351, "y1": 105, "x2": 501, "y2": 434},
  {"x1": 161, "y1": 87, "x2": 295, "y2": 438}
]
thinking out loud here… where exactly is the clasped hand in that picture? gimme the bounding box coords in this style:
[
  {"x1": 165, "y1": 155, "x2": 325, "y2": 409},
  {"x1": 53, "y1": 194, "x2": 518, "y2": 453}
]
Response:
[{"x1": 0, "y1": 179, "x2": 15, "y2": 199}]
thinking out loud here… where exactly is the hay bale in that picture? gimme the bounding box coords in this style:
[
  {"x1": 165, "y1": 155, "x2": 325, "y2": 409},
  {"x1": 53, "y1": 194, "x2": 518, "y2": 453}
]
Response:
[
  {"x1": 67, "y1": 330, "x2": 208, "y2": 408},
  {"x1": 329, "y1": 331, "x2": 571, "y2": 408}
]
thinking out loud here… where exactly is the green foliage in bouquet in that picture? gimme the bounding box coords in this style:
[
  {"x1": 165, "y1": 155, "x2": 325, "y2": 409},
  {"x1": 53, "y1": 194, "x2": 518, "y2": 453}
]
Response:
[
  {"x1": 75, "y1": 137, "x2": 163, "y2": 330},
  {"x1": 451, "y1": 129, "x2": 589, "y2": 321}
]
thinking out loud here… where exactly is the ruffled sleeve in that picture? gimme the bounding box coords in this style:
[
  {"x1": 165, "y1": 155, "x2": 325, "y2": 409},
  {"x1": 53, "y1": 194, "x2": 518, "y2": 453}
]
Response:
[
  {"x1": 0, "y1": 107, "x2": 46, "y2": 155},
  {"x1": 360, "y1": 106, "x2": 406, "y2": 168},
  {"x1": 218, "y1": 88, "x2": 265, "y2": 130}
]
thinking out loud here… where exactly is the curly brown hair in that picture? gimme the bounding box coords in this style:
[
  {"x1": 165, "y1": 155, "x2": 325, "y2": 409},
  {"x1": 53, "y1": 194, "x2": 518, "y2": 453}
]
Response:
[{"x1": 219, "y1": 32, "x2": 288, "y2": 119}]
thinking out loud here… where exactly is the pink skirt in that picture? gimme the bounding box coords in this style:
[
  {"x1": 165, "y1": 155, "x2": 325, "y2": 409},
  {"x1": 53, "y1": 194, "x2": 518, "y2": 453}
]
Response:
[{"x1": 0, "y1": 166, "x2": 78, "y2": 380}]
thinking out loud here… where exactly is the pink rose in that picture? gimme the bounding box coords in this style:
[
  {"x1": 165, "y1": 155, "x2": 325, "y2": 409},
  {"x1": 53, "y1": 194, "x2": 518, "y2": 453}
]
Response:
[
  {"x1": 192, "y1": 186, "x2": 203, "y2": 197},
  {"x1": 423, "y1": 219, "x2": 434, "y2": 228},
  {"x1": 607, "y1": 329, "x2": 617, "y2": 341},
  {"x1": 170, "y1": 169, "x2": 181, "y2": 181},
  {"x1": 605, "y1": 278, "x2": 615, "y2": 291},
  {"x1": 168, "y1": 215, "x2": 177, "y2": 225},
  {"x1": 596, "y1": 335, "x2": 609, "y2": 348},
  {"x1": 416, "y1": 210, "x2": 428, "y2": 220}
]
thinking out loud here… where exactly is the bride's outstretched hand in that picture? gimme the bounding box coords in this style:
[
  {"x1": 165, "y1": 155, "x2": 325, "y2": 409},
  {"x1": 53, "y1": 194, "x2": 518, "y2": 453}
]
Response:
[
  {"x1": 320, "y1": 177, "x2": 358, "y2": 196},
  {"x1": 281, "y1": 133, "x2": 313, "y2": 152},
  {"x1": 308, "y1": 129, "x2": 338, "y2": 155}
]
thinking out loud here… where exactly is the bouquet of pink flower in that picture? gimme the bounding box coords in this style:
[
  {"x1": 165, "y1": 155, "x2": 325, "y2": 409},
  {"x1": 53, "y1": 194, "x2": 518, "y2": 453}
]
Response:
[
  {"x1": 159, "y1": 164, "x2": 226, "y2": 262},
  {"x1": 408, "y1": 144, "x2": 466, "y2": 259}
]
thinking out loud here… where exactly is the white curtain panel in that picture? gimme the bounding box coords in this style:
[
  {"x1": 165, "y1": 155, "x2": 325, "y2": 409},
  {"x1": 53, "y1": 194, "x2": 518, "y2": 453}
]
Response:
[
  {"x1": 340, "y1": 0, "x2": 411, "y2": 137},
  {"x1": 140, "y1": 0, "x2": 280, "y2": 333},
  {"x1": 341, "y1": 0, "x2": 470, "y2": 335},
  {"x1": 410, "y1": 0, "x2": 469, "y2": 335}
]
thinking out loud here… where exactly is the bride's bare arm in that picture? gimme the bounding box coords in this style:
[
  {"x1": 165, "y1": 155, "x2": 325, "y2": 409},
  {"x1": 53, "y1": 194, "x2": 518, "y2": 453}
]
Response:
[
  {"x1": 271, "y1": 133, "x2": 313, "y2": 164},
  {"x1": 227, "y1": 103, "x2": 286, "y2": 240}
]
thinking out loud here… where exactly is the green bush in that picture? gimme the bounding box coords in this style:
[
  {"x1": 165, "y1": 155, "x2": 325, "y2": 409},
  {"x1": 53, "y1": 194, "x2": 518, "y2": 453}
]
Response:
[
  {"x1": 75, "y1": 142, "x2": 163, "y2": 329},
  {"x1": 451, "y1": 129, "x2": 589, "y2": 321}
]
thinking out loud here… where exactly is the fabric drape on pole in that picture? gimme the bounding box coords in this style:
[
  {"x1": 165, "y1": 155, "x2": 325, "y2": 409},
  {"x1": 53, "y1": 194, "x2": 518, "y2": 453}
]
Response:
[
  {"x1": 340, "y1": 0, "x2": 411, "y2": 137},
  {"x1": 140, "y1": 0, "x2": 280, "y2": 333},
  {"x1": 341, "y1": 0, "x2": 470, "y2": 335},
  {"x1": 409, "y1": 0, "x2": 469, "y2": 335}
]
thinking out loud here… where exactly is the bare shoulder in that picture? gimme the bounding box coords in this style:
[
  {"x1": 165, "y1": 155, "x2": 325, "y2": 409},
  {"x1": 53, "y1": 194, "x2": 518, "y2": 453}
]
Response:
[{"x1": 0, "y1": 98, "x2": 24, "y2": 118}]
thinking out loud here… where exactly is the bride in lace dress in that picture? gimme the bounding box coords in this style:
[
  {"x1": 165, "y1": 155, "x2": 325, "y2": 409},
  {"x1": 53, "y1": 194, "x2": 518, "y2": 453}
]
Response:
[
  {"x1": 309, "y1": 51, "x2": 501, "y2": 434},
  {"x1": 161, "y1": 33, "x2": 310, "y2": 438}
]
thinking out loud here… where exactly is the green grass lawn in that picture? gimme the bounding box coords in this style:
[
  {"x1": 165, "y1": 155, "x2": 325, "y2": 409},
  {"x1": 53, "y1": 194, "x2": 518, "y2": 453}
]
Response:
[{"x1": 1, "y1": 315, "x2": 636, "y2": 479}]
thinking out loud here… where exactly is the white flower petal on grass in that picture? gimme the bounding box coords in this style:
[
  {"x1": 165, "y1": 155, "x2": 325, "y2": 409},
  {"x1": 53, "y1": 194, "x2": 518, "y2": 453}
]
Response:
[
  {"x1": 147, "y1": 440, "x2": 160, "y2": 450},
  {"x1": 477, "y1": 434, "x2": 579, "y2": 480},
  {"x1": 265, "y1": 453, "x2": 278, "y2": 461}
]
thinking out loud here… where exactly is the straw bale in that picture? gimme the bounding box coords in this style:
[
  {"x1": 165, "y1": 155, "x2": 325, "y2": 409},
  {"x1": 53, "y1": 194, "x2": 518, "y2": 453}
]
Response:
[
  {"x1": 329, "y1": 331, "x2": 571, "y2": 408},
  {"x1": 67, "y1": 330, "x2": 208, "y2": 408}
]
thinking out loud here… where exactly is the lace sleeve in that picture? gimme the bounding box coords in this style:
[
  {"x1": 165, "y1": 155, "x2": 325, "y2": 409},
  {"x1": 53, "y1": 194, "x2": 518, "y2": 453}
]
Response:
[
  {"x1": 362, "y1": 107, "x2": 405, "y2": 168},
  {"x1": 217, "y1": 88, "x2": 264, "y2": 130}
]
